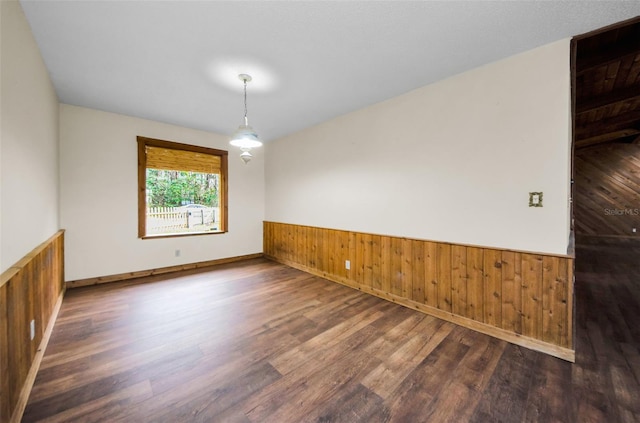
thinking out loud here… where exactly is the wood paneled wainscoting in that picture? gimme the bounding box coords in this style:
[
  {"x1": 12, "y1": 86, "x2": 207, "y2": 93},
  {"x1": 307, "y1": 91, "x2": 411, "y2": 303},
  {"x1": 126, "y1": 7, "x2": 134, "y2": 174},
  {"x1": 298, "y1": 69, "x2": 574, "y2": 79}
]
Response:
[
  {"x1": 263, "y1": 222, "x2": 574, "y2": 361},
  {"x1": 0, "y1": 231, "x2": 65, "y2": 423}
]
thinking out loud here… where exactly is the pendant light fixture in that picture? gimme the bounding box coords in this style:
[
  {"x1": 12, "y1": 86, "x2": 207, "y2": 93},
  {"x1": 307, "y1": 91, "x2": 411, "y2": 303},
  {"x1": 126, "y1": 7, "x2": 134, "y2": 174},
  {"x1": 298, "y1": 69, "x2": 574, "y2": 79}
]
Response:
[{"x1": 229, "y1": 74, "x2": 262, "y2": 164}]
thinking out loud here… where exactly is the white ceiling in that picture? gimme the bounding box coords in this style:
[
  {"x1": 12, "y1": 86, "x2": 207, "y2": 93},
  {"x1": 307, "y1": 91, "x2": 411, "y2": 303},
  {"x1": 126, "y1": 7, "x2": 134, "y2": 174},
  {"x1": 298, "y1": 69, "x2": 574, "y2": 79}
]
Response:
[{"x1": 19, "y1": 1, "x2": 640, "y2": 143}]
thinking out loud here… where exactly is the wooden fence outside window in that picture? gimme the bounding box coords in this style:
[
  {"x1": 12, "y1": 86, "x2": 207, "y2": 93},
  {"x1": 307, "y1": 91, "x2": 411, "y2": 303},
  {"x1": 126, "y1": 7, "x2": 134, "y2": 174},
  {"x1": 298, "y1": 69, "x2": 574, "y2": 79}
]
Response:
[{"x1": 146, "y1": 207, "x2": 219, "y2": 234}]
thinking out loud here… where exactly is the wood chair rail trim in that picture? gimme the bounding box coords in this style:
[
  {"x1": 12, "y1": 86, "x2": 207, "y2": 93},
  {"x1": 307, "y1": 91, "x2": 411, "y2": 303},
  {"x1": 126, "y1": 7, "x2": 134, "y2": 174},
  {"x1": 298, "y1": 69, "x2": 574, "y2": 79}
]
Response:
[
  {"x1": 0, "y1": 230, "x2": 65, "y2": 289},
  {"x1": 263, "y1": 222, "x2": 574, "y2": 259}
]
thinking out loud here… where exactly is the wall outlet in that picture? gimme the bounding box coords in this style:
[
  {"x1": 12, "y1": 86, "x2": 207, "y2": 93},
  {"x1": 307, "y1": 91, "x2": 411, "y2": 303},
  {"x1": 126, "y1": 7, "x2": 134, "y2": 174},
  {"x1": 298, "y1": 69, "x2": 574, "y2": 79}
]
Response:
[
  {"x1": 175, "y1": 249, "x2": 181, "y2": 257},
  {"x1": 345, "y1": 260, "x2": 351, "y2": 270},
  {"x1": 633, "y1": 228, "x2": 637, "y2": 233},
  {"x1": 30, "y1": 320, "x2": 35, "y2": 341}
]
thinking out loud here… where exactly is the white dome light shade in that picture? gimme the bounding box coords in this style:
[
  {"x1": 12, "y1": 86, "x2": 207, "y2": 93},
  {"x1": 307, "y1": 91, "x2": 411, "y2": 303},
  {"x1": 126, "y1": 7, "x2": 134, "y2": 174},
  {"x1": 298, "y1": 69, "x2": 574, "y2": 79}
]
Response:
[
  {"x1": 229, "y1": 73, "x2": 262, "y2": 163},
  {"x1": 229, "y1": 123, "x2": 262, "y2": 149}
]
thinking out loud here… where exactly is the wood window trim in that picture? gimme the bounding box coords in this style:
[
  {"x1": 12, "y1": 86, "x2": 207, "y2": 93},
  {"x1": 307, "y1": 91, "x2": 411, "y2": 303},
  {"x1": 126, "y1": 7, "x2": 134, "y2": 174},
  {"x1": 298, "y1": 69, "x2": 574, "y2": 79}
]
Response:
[{"x1": 137, "y1": 136, "x2": 228, "y2": 239}]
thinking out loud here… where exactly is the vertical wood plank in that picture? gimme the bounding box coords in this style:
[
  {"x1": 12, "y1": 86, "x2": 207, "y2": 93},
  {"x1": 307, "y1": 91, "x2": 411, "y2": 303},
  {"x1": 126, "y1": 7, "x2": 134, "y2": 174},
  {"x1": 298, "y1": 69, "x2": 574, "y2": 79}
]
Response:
[
  {"x1": 278, "y1": 223, "x2": 284, "y2": 261},
  {"x1": 306, "y1": 225, "x2": 313, "y2": 268},
  {"x1": 272, "y1": 222, "x2": 279, "y2": 257},
  {"x1": 522, "y1": 253, "x2": 544, "y2": 339},
  {"x1": 268, "y1": 222, "x2": 275, "y2": 256},
  {"x1": 292, "y1": 225, "x2": 298, "y2": 265},
  {"x1": 380, "y1": 236, "x2": 392, "y2": 294},
  {"x1": 263, "y1": 222, "x2": 269, "y2": 255},
  {"x1": 296, "y1": 224, "x2": 304, "y2": 266},
  {"x1": 301, "y1": 225, "x2": 308, "y2": 268},
  {"x1": 282, "y1": 223, "x2": 288, "y2": 261},
  {"x1": 269, "y1": 223, "x2": 280, "y2": 257},
  {"x1": 402, "y1": 238, "x2": 413, "y2": 299},
  {"x1": 501, "y1": 251, "x2": 523, "y2": 334},
  {"x1": 268, "y1": 222, "x2": 276, "y2": 256},
  {"x1": 324, "y1": 229, "x2": 335, "y2": 275},
  {"x1": 286, "y1": 223, "x2": 292, "y2": 262},
  {"x1": 483, "y1": 249, "x2": 503, "y2": 328},
  {"x1": 451, "y1": 245, "x2": 468, "y2": 318},
  {"x1": 338, "y1": 230, "x2": 349, "y2": 281},
  {"x1": 424, "y1": 241, "x2": 438, "y2": 308},
  {"x1": 290, "y1": 225, "x2": 298, "y2": 264},
  {"x1": 39, "y1": 251, "x2": 50, "y2": 334},
  {"x1": 566, "y1": 259, "x2": 574, "y2": 348},
  {"x1": 355, "y1": 233, "x2": 365, "y2": 286},
  {"x1": 298, "y1": 225, "x2": 304, "y2": 268},
  {"x1": 30, "y1": 258, "x2": 41, "y2": 356},
  {"x1": 436, "y1": 243, "x2": 452, "y2": 312},
  {"x1": 371, "y1": 235, "x2": 382, "y2": 291},
  {"x1": 8, "y1": 270, "x2": 28, "y2": 409},
  {"x1": 322, "y1": 228, "x2": 330, "y2": 275},
  {"x1": 331, "y1": 229, "x2": 339, "y2": 279},
  {"x1": 326, "y1": 230, "x2": 336, "y2": 277},
  {"x1": 542, "y1": 255, "x2": 555, "y2": 345},
  {"x1": 411, "y1": 240, "x2": 425, "y2": 304},
  {"x1": 316, "y1": 227, "x2": 325, "y2": 273},
  {"x1": 542, "y1": 256, "x2": 569, "y2": 347},
  {"x1": 289, "y1": 224, "x2": 295, "y2": 265},
  {"x1": 309, "y1": 227, "x2": 318, "y2": 269},
  {"x1": 291, "y1": 225, "x2": 298, "y2": 263},
  {"x1": 467, "y1": 247, "x2": 484, "y2": 322},
  {"x1": 363, "y1": 234, "x2": 373, "y2": 289},
  {"x1": 315, "y1": 227, "x2": 322, "y2": 272},
  {"x1": 348, "y1": 232, "x2": 357, "y2": 283},
  {"x1": 268, "y1": 222, "x2": 273, "y2": 256},
  {"x1": 0, "y1": 285, "x2": 9, "y2": 423},
  {"x1": 390, "y1": 237, "x2": 404, "y2": 297},
  {"x1": 284, "y1": 225, "x2": 296, "y2": 262}
]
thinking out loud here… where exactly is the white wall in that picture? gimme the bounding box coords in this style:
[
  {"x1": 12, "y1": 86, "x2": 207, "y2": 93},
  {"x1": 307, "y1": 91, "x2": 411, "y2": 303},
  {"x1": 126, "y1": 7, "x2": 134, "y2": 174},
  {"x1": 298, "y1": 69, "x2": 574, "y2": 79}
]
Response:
[
  {"x1": 60, "y1": 105, "x2": 264, "y2": 281},
  {"x1": 1, "y1": 0, "x2": 60, "y2": 273},
  {"x1": 266, "y1": 39, "x2": 572, "y2": 255}
]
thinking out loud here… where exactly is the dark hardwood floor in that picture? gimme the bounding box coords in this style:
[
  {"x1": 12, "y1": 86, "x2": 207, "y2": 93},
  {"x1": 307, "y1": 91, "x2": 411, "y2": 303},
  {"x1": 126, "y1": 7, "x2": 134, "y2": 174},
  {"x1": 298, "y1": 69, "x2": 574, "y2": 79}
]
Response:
[{"x1": 22, "y1": 242, "x2": 639, "y2": 422}]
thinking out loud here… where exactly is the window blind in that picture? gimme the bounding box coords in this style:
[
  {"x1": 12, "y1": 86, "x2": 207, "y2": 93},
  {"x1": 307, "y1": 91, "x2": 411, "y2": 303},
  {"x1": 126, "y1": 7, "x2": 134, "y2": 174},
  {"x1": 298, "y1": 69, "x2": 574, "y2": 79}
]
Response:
[{"x1": 145, "y1": 145, "x2": 221, "y2": 174}]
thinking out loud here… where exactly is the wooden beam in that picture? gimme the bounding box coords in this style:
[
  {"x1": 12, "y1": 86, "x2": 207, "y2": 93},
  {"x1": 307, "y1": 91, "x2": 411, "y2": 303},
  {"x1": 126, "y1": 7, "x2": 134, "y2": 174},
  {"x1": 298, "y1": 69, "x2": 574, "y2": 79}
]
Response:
[
  {"x1": 573, "y1": 15, "x2": 640, "y2": 42},
  {"x1": 576, "y1": 109, "x2": 640, "y2": 139},
  {"x1": 576, "y1": 85, "x2": 640, "y2": 115},
  {"x1": 575, "y1": 20, "x2": 640, "y2": 72},
  {"x1": 576, "y1": 48, "x2": 640, "y2": 75},
  {"x1": 575, "y1": 129, "x2": 640, "y2": 149}
]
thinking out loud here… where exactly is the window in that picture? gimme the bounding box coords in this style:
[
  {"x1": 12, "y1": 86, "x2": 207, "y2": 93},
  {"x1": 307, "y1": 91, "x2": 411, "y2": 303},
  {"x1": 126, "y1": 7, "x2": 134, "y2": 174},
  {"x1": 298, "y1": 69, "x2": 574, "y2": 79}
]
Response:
[{"x1": 137, "y1": 136, "x2": 228, "y2": 238}]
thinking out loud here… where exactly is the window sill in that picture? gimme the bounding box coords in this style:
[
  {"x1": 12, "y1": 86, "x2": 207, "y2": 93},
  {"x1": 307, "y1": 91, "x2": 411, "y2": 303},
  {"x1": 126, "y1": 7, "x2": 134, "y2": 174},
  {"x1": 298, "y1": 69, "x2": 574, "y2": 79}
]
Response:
[{"x1": 141, "y1": 230, "x2": 226, "y2": 240}]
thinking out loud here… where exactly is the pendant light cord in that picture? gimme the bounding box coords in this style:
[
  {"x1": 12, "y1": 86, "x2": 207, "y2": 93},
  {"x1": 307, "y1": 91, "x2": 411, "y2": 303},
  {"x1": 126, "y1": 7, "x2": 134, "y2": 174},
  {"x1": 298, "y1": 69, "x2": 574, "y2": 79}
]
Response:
[{"x1": 243, "y1": 79, "x2": 248, "y2": 125}]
